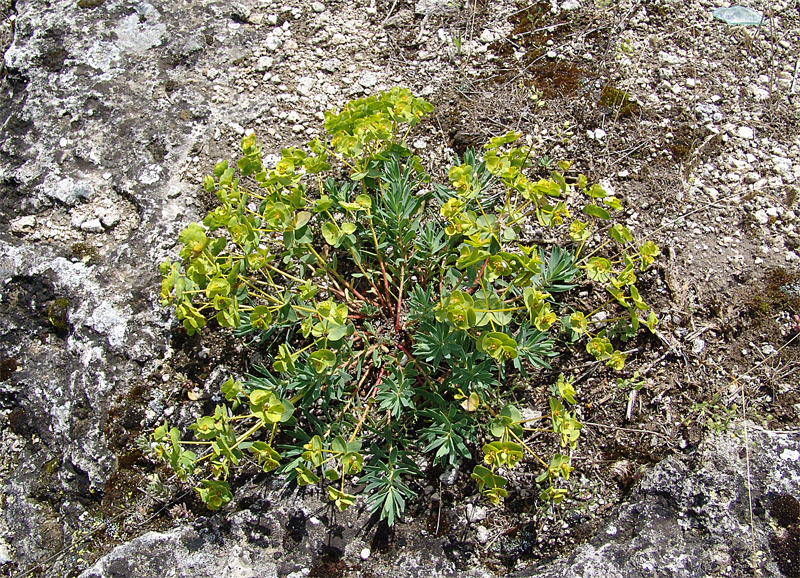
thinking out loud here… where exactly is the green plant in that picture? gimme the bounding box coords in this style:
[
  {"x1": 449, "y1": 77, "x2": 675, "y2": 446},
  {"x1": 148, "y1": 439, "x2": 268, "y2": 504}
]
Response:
[
  {"x1": 451, "y1": 29, "x2": 463, "y2": 56},
  {"x1": 615, "y1": 371, "x2": 645, "y2": 391},
  {"x1": 151, "y1": 88, "x2": 660, "y2": 524},
  {"x1": 687, "y1": 393, "x2": 738, "y2": 434}
]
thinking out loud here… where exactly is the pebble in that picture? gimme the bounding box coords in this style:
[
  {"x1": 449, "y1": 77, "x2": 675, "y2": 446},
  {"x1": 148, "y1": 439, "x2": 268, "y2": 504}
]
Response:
[
  {"x1": 0, "y1": 543, "x2": 11, "y2": 566},
  {"x1": 439, "y1": 464, "x2": 459, "y2": 485},
  {"x1": 479, "y1": 30, "x2": 494, "y2": 43},
  {"x1": 773, "y1": 156, "x2": 793, "y2": 179},
  {"x1": 465, "y1": 504, "x2": 487, "y2": 522},
  {"x1": 360, "y1": 548, "x2": 371, "y2": 560},
  {"x1": 264, "y1": 35, "x2": 282, "y2": 51},
  {"x1": 546, "y1": 50, "x2": 557, "y2": 59},
  {"x1": 10, "y1": 215, "x2": 36, "y2": 234},
  {"x1": 296, "y1": 76, "x2": 315, "y2": 97},
  {"x1": 754, "y1": 209, "x2": 770, "y2": 225},
  {"x1": 81, "y1": 218, "x2": 104, "y2": 233},
  {"x1": 476, "y1": 525, "x2": 491, "y2": 544},
  {"x1": 691, "y1": 338, "x2": 705, "y2": 355},
  {"x1": 311, "y1": 1, "x2": 326, "y2": 12},
  {"x1": 320, "y1": 58, "x2": 340, "y2": 72},
  {"x1": 358, "y1": 71, "x2": 378, "y2": 88},
  {"x1": 97, "y1": 208, "x2": 121, "y2": 228},
  {"x1": 737, "y1": 126, "x2": 754, "y2": 140},
  {"x1": 743, "y1": 171, "x2": 760, "y2": 184},
  {"x1": 255, "y1": 56, "x2": 274, "y2": 72}
]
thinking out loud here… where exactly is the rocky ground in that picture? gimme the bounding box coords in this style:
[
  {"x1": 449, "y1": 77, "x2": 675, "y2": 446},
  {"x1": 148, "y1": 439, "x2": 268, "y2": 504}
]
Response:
[{"x1": 0, "y1": 0, "x2": 799, "y2": 576}]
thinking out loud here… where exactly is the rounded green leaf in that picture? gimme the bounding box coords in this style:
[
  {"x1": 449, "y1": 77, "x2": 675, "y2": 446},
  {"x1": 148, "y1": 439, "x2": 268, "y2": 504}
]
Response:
[
  {"x1": 309, "y1": 349, "x2": 337, "y2": 374},
  {"x1": 585, "y1": 257, "x2": 612, "y2": 282},
  {"x1": 249, "y1": 305, "x2": 273, "y2": 330},
  {"x1": 583, "y1": 204, "x2": 610, "y2": 220}
]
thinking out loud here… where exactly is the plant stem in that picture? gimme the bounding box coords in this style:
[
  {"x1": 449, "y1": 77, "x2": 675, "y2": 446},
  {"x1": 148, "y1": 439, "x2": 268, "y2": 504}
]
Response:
[
  {"x1": 395, "y1": 261, "x2": 405, "y2": 332},
  {"x1": 367, "y1": 214, "x2": 395, "y2": 315},
  {"x1": 304, "y1": 243, "x2": 370, "y2": 302},
  {"x1": 508, "y1": 429, "x2": 547, "y2": 468}
]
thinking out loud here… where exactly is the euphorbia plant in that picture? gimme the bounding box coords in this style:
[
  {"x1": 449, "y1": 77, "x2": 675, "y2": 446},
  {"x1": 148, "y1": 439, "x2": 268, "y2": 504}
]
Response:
[{"x1": 151, "y1": 88, "x2": 659, "y2": 523}]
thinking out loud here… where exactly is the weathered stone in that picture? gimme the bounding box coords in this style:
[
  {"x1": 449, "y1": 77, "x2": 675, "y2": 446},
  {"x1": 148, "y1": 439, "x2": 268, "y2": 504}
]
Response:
[
  {"x1": 79, "y1": 525, "x2": 278, "y2": 578},
  {"x1": 514, "y1": 429, "x2": 799, "y2": 578}
]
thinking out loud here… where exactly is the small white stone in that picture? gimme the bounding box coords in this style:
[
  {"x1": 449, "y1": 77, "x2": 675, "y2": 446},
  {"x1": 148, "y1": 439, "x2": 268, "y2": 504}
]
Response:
[
  {"x1": 296, "y1": 76, "x2": 315, "y2": 97},
  {"x1": 465, "y1": 504, "x2": 487, "y2": 522},
  {"x1": 594, "y1": 128, "x2": 607, "y2": 140},
  {"x1": 618, "y1": 170, "x2": 630, "y2": 178},
  {"x1": 439, "y1": 463, "x2": 459, "y2": 485},
  {"x1": 773, "y1": 156, "x2": 793, "y2": 177},
  {"x1": 10, "y1": 215, "x2": 36, "y2": 234},
  {"x1": 479, "y1": 29, "x2": 494, "y2": 43},
  {"x1": 98, "y1": 208, "x2": 121, "y2": 228},
  {"x1": 360, "y1": 548, "x2": 371, "y2": 560},
  {"x1": 0, "y1": 541, "x2": 11, "y2": 565},
  {"x1": 476, "y1": 526, "x2": 491, "y2": 544},
  {"x1": 691, "y1": 338, "x2": 705, "y2": 355},
  {"x1": 358, "y1": 71, "x2": 378, "y2": 88},
  {"x1": 311, "y1": 1, "x2": 325, "y2": 12},
  {"x1": 780, "y1": 448, "x2": 800, "y2": 461},
  {"x1": 737, "y1": 126, "x2": 754, "y2": 140},
  {"x1": 81, "y1": 218, "x2": 104, "y2": 233},
  {"x1": 255, "y1": 56, "x2": 274, "y2": 71},
  {"x1": 561, "y1": 0, "x2": 580, "y2": 9},
  {"x1": 320, "y1": 58, "x2": 339, "y2": 72},
  {"x1": 264, "y1": 35, "x2": 282, "y2": 51},
  {"x1": 754, "y1": 209, "x2": 769, "y2": 225},
  {"x1": 291, "y1": 124, "x2": 304, "y2": 134},
  {"x1": 546, "y1": 50, "x2": 557, "y2": 59}
]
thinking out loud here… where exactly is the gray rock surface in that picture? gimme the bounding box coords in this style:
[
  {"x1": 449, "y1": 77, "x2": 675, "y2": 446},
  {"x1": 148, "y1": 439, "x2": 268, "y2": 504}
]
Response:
[
  {"x1": 515, "y1": 427, "x2": 800, "y2": 578},
  {"x1": 79, "y1": 525, "x2": 279, "y2": 578}
]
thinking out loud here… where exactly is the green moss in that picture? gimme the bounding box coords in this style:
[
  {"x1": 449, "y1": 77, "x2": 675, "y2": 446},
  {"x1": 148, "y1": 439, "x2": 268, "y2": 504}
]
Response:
[
  {"x1": 48, "y1": 298, "x2": 70, "y2": 332},
  {"x1": 598, "y1": 85, "x2": 641, "y2": 118},
  {"x1": 70, "y1": 242, "x2": 98, "y2": 263}
]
